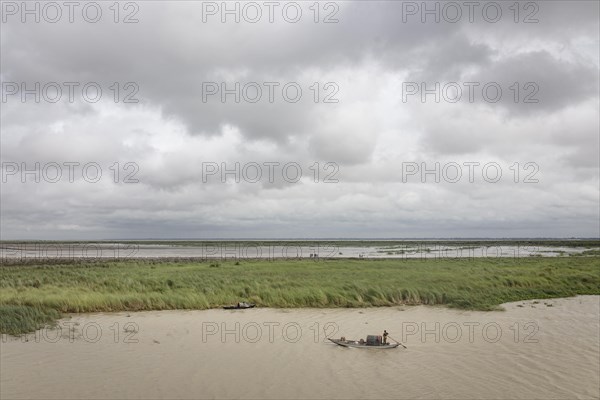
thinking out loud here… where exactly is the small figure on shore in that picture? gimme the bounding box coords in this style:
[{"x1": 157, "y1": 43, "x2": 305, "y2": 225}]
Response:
[{"x1": 383, "y1": 330, "x2": 389, "y2": 344}]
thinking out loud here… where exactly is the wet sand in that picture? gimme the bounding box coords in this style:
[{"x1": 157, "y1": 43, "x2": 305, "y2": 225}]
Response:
[{"x1": 1, "y1": 296, "x2": 599, "y2": 399}]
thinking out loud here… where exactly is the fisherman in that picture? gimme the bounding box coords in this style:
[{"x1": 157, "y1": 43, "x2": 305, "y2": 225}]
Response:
[{"x1": 383, "y1": 330, "x2": 389, "y2": 344}]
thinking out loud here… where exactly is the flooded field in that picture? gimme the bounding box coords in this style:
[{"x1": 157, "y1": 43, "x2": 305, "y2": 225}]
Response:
[
  {"x1": 1, "y1": 241, "x2": 597, "y2": 260},
  {"x1": 2, "y1": 296, "x2": 598, "y2": 399}
]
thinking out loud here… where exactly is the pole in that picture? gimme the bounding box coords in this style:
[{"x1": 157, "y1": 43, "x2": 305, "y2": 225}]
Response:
[{"x1": 388, "y1": 335, "x2": 407, "y2": 349}]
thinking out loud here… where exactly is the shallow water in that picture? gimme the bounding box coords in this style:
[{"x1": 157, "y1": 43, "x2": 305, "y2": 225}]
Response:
[
  {"x1": 0, "y1": 242, "x2": 593, "y2": 260},
  {"x1": 1, "y1": 296, "x2": 599, "y2": 399}
]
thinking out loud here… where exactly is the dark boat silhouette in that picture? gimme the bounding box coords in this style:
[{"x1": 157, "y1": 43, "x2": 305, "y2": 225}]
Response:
[{"x1": 223, "y1": 302, "x2": 256, "y2": 310}]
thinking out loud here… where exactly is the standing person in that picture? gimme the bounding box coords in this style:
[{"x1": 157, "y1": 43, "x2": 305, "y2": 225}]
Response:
[{"x1": 383, "y1": 330, "x2": 389, "y2": 344}]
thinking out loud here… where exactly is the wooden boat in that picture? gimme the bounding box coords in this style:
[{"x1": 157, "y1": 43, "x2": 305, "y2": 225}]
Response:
[
  {"x1": 328, "y1": 338, "x2": 400, "y2": 349},
  {"x1": 223, "y1": 302, "x2": 256, "y2": 310}
]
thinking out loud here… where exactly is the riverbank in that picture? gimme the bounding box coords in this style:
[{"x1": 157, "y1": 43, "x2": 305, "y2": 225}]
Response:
[{"x1": 1, "y1": 257, "x2": 599, "y2": 335}]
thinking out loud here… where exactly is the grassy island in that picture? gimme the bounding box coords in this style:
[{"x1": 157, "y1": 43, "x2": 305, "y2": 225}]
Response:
[{"x1": 1, "y1": 256, "x2": 599, "y2": 335}]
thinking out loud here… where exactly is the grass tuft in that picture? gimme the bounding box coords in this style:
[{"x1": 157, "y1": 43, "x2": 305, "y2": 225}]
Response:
[{"x1": 0, "y1": 305, "x2": 61, "y2": 336}]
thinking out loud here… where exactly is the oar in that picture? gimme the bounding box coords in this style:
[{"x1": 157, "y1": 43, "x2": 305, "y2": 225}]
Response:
[{"x1": 388, "y1": 335, "x2": 407, "y2": 349}]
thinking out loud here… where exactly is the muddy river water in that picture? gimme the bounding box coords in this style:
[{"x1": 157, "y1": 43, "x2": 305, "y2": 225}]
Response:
[{"x1": 1, "y1": 296, "x2": 598, "y2": 399}]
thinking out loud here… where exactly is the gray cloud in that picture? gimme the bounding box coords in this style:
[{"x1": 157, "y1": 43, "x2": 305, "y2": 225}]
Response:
[{"x1": 1, "y1": 0, "x2": 598, "y2": 239}]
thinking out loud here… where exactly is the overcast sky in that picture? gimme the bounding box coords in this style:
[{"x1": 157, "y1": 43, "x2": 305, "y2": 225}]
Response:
[{"x1": 1, "y1": 1, "x2": 599, "y2": 239}]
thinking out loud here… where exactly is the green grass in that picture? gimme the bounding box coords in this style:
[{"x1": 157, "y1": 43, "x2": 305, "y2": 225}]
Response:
[
  {"x1": 1, "y1": 257, "x2": 599, "y2": 334},
  {"x1": 0, "y1": 305, "x2": 61, "y2": 336}
]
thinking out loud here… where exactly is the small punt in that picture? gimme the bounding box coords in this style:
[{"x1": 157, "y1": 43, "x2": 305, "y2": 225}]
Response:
[
  {"x1": 328, "y1": 338, "x2": 400, "y2": 349},
  {"x1": 222, "y1": 303, "x2": 256, "y2": 310}
]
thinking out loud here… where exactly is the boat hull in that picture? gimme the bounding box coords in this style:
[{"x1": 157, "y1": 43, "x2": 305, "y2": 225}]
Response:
[
  {"x1": 223, "y1": 304, "x2": 256, "y2": 310},
  {"x1": 328, "y1": 338, "x2": 400, "y2": 349}
]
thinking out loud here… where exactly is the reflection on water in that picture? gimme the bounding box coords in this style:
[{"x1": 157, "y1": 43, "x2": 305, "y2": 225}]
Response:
[{"x1": 2, "y1": 296, "x2": 598, "y2": 399}]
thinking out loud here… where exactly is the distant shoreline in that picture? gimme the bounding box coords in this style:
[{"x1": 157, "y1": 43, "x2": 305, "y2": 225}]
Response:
[{"x1": 2, "y1": 239, "x2": 599, "y2": 263}]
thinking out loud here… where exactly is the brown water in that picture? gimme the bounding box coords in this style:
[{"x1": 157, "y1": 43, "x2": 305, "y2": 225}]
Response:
[{"x1": 1, "y1": 296, "x2": 599, "y2": 399}]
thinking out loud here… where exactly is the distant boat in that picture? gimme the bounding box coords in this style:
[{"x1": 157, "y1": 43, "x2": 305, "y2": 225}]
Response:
[
  {"x1": 223, "y1": 302, "x2": 256, "y2": 310},
  {"x1": 328, "y1": 335, "x2": 400, "y2": 349}
]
